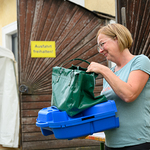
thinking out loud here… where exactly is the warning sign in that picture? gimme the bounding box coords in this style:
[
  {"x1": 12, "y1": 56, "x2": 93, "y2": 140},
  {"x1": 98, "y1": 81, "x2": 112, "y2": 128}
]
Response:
[{"x1": 31, "y1": 41, "x2": 56, "y2": 58}]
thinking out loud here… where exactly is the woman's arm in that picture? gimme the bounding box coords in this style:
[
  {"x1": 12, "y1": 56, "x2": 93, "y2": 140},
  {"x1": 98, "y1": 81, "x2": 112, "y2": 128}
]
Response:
[{"x1": 87, "y1": 62, "x2": 149, "y2": 102}]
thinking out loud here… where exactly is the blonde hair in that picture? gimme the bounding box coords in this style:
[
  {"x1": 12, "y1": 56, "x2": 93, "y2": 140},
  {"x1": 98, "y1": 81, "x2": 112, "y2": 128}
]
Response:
[{"x1": 97, "y1": 23, "x2": 133, "y2": 51}]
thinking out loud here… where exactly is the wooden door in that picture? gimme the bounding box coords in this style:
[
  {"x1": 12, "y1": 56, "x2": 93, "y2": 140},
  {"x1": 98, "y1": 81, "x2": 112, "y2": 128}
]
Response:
[
  {"x1": 116, "y1": 0, "x2": 150, "y2": 58},
  {"x1": 18, "y1": 0, "x2": 107, "y2": 149}
]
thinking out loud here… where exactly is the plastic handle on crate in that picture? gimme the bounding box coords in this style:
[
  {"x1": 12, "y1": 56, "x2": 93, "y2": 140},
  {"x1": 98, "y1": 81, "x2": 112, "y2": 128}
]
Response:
[
  {"x1": 51, "y1": 106, "x2": 58, "y2": 110},
  {"x1": 82, "y1": 116, "x2": 95, "y2": 121},
  {"x1": 36, "y1": 122, "x2": 49, "y2": 128},
  {"x1": 60, "y1": 58, "x2": 90, "y2": 67}
]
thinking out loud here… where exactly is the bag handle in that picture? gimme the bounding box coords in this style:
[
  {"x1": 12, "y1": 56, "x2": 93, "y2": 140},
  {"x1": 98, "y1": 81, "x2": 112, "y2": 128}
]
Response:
[{"x1": 60, "y1": 58, "x2": 90, "y2": 67}]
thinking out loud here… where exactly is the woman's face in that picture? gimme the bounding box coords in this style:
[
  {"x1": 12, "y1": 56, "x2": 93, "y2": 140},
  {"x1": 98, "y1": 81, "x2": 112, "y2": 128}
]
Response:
[{"x1": 97, "y1": 33, "x2": 120, "y2": 62}]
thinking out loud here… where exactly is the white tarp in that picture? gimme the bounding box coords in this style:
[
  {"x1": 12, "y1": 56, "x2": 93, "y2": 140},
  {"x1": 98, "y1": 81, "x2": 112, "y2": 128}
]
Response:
[{"x1": 0, "y1": 46, "x2": 19, "y2": 148}]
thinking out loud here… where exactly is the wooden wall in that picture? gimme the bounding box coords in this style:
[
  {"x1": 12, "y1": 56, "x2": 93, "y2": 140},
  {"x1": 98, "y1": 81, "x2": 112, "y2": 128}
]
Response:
[
  {"x1": 117, "y1": 0, "x2": 150, "y2": 58},
  {"x1": 18, "y1": 0, "x2": 107, "y2": 149}
]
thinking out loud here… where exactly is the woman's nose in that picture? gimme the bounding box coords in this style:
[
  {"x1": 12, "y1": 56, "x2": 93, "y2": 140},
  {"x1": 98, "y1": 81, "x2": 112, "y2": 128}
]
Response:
[
  {"x1": 97, "y1": 47, "x2": 104, "y2": 53},
  {"x1": 99, "y1": 48, "x2": 104, "y2": 53}
]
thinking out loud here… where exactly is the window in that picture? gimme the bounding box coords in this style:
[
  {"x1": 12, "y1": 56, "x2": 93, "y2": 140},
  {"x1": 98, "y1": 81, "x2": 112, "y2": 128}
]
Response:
[
  {"x1": 12, "y1": 33, "x2": 18, "y2": 62},
  {"x1": 2, "y1": 21, "x2": 17, "y2": 54},
  {"x1": 2, "y1": 21, "x2": 18, "y2": 76}
]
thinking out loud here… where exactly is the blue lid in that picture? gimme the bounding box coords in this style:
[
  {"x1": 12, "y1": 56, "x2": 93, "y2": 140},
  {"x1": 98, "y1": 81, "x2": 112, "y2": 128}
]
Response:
[{"x1": 36, "y1": 100, "x2": 117, "y2": 129}]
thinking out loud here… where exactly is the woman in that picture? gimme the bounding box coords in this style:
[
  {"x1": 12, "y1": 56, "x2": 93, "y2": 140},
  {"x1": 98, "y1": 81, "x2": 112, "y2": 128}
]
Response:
[{"x1": 86, "y1": 23, "x2": 150, "y2": 150}]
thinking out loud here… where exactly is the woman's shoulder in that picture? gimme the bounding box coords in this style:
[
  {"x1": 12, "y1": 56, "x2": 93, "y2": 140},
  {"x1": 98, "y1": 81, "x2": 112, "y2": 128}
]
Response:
[
  {"x1": 131, "y1": 54, "x2": 150, "y2": 72},
  {"x1": 134, "y1": 54, "x2": 149, "y2": 61},
  {"x1": 132, "y1": 54, "x2": 150, "y2": 64}
]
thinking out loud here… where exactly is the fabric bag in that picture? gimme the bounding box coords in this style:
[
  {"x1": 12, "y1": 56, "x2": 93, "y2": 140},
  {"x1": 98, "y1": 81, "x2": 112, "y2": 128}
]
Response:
[{"x1": 51, "y1": 58, "x2": 107, "y2": 116}]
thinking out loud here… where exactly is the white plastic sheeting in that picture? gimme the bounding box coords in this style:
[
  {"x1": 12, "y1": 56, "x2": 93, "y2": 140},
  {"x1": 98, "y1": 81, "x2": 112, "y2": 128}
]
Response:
[{"x1": 0, "y1": 46, "x2": 19, "y2": 148}]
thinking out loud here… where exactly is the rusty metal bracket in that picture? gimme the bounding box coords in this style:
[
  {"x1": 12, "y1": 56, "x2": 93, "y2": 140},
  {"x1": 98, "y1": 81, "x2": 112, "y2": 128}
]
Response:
[{"x1": 121, "y1": 7, "x2": 126, "y2": 27}]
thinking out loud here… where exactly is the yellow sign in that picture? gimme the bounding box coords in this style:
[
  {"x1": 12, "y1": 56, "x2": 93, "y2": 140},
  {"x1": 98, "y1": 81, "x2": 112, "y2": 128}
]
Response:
[{"x1": 31, "y1": 41, "x2": 56, "y2": 58}]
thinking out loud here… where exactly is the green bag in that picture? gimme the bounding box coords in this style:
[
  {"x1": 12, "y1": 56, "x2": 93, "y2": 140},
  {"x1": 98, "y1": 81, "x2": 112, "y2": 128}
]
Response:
[{"x1": 51, "y1": 58, "x2": 107, "y2": 116}]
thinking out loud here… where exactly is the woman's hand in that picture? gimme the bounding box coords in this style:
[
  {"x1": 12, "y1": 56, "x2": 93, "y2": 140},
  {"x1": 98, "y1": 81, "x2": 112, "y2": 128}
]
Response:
[{"x1": 86, "y1": 62, "x2": 106, "y2": 74}]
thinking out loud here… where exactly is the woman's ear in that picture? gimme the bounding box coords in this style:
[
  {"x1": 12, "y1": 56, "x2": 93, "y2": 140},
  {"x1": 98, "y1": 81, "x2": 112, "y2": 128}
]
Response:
[
  {"x1": 114, "y1": 36, "x2": 118, "y2": 44},
  {"x1": 114, "y1": 36, "x2": 117, "y2": 40}
]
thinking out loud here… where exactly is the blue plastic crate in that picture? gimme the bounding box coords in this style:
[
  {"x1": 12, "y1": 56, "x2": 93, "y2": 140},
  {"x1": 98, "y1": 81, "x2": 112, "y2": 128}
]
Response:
[{"x1": 36, "y1": 100, "x2": 119, "y2": 139}]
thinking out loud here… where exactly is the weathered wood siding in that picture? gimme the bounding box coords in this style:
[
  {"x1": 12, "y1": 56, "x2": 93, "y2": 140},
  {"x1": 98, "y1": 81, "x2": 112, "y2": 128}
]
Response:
[
  {"x1": 117, "y1": 0, "x2": 150, "y2": 58},
  {"x1": 18, "y1": 0, "x2": 107, "y2": 149}
]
